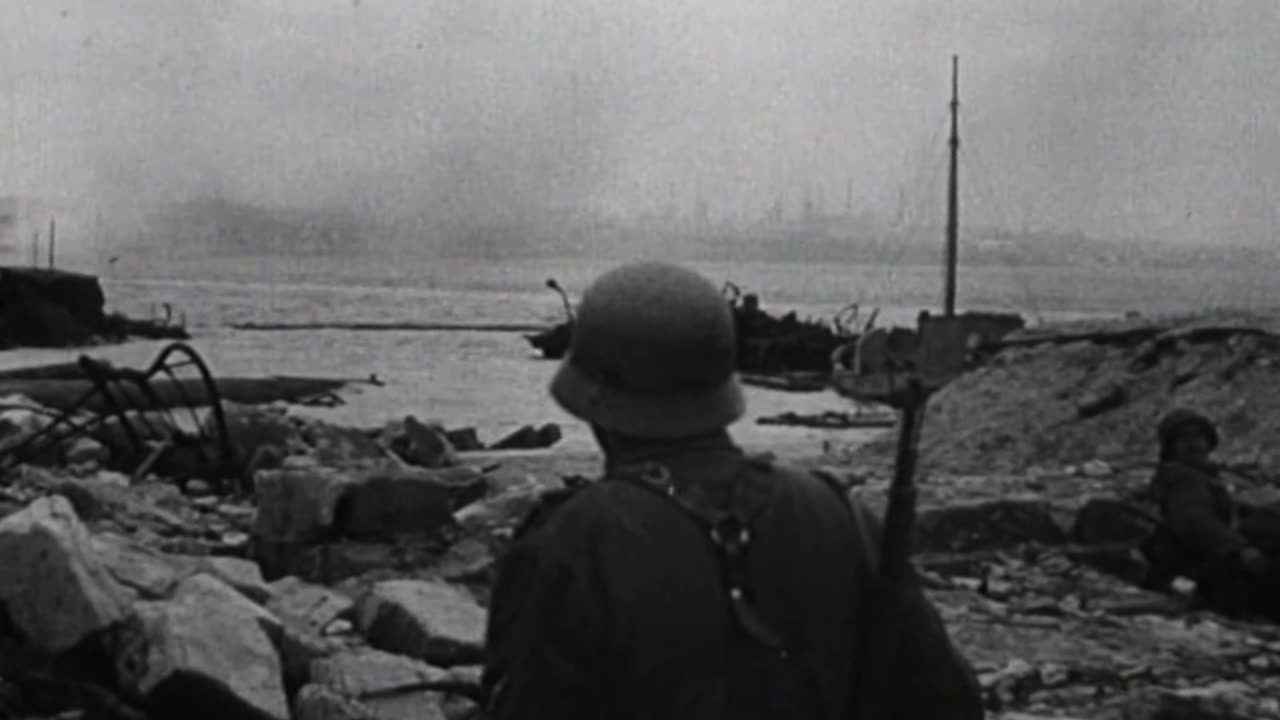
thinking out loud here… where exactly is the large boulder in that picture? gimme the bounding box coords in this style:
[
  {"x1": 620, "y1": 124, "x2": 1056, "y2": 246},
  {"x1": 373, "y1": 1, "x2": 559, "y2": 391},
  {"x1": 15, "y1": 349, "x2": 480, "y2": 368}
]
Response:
[
  {"x1": 196, "y1": 555, "x2": 273, "y2": 604},
  {"x1": 91, "y1": 532, "x2": 188, "y2": 599},
  {"x1": 335, "y1": 466, "x2": 486, "y2": 539},
  {"x1": 254, "y1": 466, "x2": 361, "y2": 546},
  {"x1": 112, "y1": 574, "x2": 289, "y2": 720},
  {"x1": 294, "y1": 649, "x2": 450, "y2": 720},
  {"x1": 266, "y1": 576, "x2": 361, "y2": 697},
  {"x1": 452, "y1": 477, "x2": 546, "y2": 541},
  {"x1": 268, "y1": 576, "x2": 356, "y2": 634},
  {"x1": 255, "y1": 465, "x2": 486, "y2": 550},
  {"x1": 0, "y1": 496, "x2": 132, "y2": 655},
  {"x1": 355, "y1": 580, "x2": 486, "y2": 667}
]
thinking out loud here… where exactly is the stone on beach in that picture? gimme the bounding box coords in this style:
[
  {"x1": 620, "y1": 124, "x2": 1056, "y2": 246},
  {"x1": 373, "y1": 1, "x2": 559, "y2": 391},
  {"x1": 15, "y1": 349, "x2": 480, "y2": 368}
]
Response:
[
  {"x1": 0, "y1": 495, "x2": 132, "y2": 655},
  {"x1": 113, "y1": 574, "x2": 289, "y2": 720},
  {"x1": 355, "y1": 580, "x2": 486, "y2": 667}
]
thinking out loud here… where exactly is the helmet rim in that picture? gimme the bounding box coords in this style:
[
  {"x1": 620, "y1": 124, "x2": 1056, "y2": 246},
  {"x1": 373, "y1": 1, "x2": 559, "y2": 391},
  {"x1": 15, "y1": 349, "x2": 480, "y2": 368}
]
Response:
[{"x1": 549, "y1": 355, "x2": 746, "y2": 439}]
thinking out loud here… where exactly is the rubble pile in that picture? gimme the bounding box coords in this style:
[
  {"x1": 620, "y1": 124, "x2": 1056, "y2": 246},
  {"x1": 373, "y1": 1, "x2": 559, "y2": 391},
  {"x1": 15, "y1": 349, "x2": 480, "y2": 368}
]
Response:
[
  {"x1": 851, "y1": 311, "x2": 1280, "y2": 476},
  {"x1": 0, "y1": 394, "x2": 1277, "y2": 719}
]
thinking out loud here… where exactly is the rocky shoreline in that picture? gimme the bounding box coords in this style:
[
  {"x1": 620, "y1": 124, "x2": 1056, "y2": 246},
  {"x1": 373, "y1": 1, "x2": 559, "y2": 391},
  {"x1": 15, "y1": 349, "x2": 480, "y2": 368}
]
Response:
[{"x1": 0, "y1": 312, "x2": 1277, "y2": 719}]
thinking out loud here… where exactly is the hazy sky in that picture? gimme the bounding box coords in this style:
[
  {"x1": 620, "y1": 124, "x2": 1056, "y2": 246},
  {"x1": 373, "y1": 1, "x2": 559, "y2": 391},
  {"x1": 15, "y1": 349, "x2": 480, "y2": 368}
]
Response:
[{"x1": 2, "y1": 0, "x2": 1278, "y2": 245}]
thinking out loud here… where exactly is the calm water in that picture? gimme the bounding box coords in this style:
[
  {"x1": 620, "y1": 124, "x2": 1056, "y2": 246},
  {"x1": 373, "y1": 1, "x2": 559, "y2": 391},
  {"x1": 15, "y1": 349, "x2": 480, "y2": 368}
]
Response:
[{"x1": 2, "y1": 252, "x2": 1275, "y2": 454}]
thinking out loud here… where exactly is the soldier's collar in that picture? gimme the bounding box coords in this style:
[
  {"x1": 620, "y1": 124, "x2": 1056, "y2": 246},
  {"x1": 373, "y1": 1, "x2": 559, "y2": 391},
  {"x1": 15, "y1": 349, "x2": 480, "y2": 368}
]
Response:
[{"x1": 603, "y1": 432, "x2": 741, "y2": 473}]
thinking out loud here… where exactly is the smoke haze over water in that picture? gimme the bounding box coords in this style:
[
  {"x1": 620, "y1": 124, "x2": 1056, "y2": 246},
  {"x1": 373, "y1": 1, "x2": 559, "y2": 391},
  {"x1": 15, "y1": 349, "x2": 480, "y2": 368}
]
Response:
[{"x1": 2, "y1": 0, "x2": 1279, "y2": 254}]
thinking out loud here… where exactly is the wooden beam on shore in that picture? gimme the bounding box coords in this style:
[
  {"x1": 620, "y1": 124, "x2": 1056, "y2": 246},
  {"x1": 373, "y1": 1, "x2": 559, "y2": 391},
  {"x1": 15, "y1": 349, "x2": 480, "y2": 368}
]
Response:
[
  {"x1": 228, "y1": 321, "x2": 548, "y2": 333},
  {"x1": 0, "y1": 375, "x2": 369, "y2": 414}
]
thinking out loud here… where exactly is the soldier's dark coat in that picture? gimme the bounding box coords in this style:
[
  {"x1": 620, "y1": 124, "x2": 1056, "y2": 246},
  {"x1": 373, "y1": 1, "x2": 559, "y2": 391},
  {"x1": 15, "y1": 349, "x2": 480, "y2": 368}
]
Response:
[
  {"x1": 1146, "y1": 459, "x2": 1280, "y2": 618},
  {"x1": 1148, "y1": 460, "x2": 1245, "y2": 565},
  {"x1": 482, "y1": 438, "x2": 983, "y2": 720}
]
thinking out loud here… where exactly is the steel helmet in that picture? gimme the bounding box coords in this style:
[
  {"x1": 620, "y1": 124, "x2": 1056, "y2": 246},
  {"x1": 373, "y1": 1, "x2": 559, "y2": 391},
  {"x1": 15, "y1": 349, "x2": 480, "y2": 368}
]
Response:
[
  {"x1": 1157, "y1": 408, "x2": 1219, "y2": 450},
  {"x1": 549, "y1": 262, "x2": 745, "y2": 438}
]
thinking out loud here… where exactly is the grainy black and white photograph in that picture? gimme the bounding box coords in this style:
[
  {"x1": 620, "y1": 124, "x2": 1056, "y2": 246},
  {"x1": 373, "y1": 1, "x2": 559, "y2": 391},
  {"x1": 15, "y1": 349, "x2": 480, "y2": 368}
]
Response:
[{"x1": 0, "y1": 2, "x2": 1278, "y2": 719}]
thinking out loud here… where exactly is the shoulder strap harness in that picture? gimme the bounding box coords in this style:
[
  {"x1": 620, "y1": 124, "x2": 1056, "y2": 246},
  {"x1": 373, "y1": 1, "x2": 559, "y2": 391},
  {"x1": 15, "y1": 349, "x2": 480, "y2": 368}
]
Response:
[{"x1": 614, "y1": 455, "x2": 789, "y2": 655}]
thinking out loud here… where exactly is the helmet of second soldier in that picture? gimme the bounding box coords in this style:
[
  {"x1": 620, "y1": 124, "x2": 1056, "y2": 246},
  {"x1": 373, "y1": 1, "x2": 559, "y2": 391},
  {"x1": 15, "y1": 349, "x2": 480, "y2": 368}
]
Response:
[
  {"x1": 1157, "y1": 407, "x2": 1219, "y2": 460},
  {"x1": 549, "y1": 262, "x2": 745, "y2": 439}
]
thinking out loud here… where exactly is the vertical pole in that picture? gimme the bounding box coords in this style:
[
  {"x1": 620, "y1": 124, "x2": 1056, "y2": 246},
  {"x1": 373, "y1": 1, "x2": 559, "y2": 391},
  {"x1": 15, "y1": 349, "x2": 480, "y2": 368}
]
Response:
[
  {"x1": 944, "y1": 55, "x2": 960, "y2": 317},
  {"x1": 48, "y1": 217, "x2": 55, "y2": 269}
]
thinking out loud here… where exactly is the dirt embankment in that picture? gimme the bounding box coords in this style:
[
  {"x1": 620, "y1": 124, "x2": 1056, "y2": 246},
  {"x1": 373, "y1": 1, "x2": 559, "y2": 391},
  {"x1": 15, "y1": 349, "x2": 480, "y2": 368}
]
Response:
[{"x1": 851, "y1": 310, "x2": 1280, "y2": 478}]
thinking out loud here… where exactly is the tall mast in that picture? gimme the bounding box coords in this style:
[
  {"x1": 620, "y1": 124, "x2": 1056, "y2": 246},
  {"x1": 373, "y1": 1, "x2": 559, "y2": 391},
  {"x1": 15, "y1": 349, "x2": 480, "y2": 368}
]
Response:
[{"x1": 943, "y1": 55, "x2": 960, "y2": 317}]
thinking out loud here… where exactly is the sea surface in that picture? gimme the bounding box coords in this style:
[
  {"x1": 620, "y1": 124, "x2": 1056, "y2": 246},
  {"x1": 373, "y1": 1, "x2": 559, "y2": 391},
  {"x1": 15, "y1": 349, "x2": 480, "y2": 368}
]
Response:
[{"x1": 2, "y1": 252, "x2": 1275, "y2": 456}]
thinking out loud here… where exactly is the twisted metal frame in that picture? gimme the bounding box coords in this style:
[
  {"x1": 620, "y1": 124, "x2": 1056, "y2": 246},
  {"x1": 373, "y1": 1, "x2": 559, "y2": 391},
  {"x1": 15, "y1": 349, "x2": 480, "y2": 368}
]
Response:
[{"x1": 0, "y1": 342, "x2": 236, "y2": 485}]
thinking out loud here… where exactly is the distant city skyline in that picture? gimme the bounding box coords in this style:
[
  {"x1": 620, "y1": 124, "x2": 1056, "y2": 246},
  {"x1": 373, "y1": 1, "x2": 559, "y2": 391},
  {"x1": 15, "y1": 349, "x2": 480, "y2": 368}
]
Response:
[{"x1": 1, "y1": 2, "x2": 1278, "y2": 252}]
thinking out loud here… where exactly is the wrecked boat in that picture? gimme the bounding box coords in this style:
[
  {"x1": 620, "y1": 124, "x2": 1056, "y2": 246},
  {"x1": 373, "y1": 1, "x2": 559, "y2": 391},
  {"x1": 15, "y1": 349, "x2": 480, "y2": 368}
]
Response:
[
  {"x1": 523, "y1": 278, "x2": 575, "y2": 359},
  {"x1": 726, "y1": 283, "x2": 863, "y2": 375},
  {"x1": 525, "y1": 278, "x2": 865, "y2": 377},
  {"x1": 831, "y1": 57, "x2": 1026, "y2": 403}
]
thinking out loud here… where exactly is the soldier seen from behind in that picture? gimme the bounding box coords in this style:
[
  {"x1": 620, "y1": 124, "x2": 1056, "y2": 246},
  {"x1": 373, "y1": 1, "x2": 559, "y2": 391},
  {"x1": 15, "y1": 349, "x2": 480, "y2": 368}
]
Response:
[
  {"x1": 481, "y1": 261, "x2": 983, "y2": 720},
  {"x1": 1143, "y1": 408, "x2": 1280, "y2": 620}
]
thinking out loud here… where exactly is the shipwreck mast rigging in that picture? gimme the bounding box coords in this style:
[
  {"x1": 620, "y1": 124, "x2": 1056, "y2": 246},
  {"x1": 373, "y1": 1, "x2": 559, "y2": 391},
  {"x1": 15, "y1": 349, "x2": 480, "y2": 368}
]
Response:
[{"x1": 943, "y1": 55, "x2": 960, "y2": 318}]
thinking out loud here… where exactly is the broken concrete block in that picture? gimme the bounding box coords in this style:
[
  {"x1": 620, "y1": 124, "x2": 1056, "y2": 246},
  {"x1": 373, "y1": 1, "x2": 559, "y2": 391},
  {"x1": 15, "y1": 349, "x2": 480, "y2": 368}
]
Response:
[
  {"x1": 356, "y1": 580, "x2": 486, "y2": 666},
  {"x1": 292, "y1": 542, "x2": 403, "y2": 586},
  {"x1": 0, "y1": 496, "x2": 132, "y2": 655},
  {"x1": 268, "y1": 576, "x2": 356, "y2": 632},
  {"x1": 336, "y1": 466, "x2": 483, "y2": 539},
  {"x1": 432, "y1": 538, "x2": 496, "y2": 584},
  {"x1": 914, "y1": 498, "x2": 1068, "y2": 554},
  {"x1": 452, "y1": 480, "x2": 544, "y2": 538},
  {"x1": 294, "y1": 684, "x2": 383, "y2": 720},
  {"x1": 266, "y1": 575, "x2": 361, "y2": 694},
  {"x1": 114, "y1": 574, "x2": 289, "y2": 720},
  {"x1": 91, "y1": 532, "x2": 185, "y2": 599},
  {"x1": 254, "y1": 466, "x2": 360, "y2": 544},
  {"x1": 172, "y1": 573, "x2": 281, "y2": 639},
  {"x1": 309, "y1": 649, "x2": 449, "y2": 720},
  {"x1": 196, "y1": 555, "x2": 273, "y2": 604},
  {"x1": 312, "y1": 648, "x2": 448, "y2": 696},
  {"x1": 256, "y1": 465, "x2": 481, "y2": 548}
]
